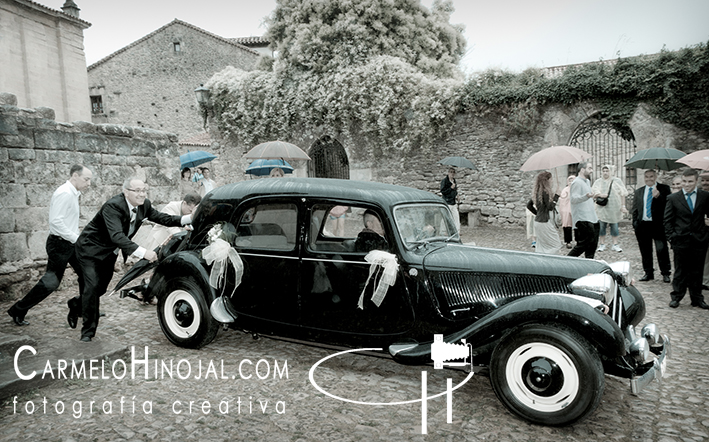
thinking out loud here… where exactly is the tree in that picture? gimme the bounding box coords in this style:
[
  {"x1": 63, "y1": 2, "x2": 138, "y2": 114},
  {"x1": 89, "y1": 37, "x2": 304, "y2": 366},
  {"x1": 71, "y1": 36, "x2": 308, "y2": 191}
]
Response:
[{"x1": 266, "y1": 0, "x2": 466, "y2": 78}]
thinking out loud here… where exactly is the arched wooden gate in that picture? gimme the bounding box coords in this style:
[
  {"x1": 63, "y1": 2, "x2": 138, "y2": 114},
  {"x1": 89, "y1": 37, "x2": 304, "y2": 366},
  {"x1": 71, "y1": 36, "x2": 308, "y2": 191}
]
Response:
[{"x1": 307, "y1": 135, "x2": 350, "y2": 179}]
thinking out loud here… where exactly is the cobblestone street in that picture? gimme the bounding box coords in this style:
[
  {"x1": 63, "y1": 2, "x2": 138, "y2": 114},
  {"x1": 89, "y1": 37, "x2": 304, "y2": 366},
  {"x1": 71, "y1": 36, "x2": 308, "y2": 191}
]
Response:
[{"x1": 1, "y1": 224, "x2": 708, "y2": 441}]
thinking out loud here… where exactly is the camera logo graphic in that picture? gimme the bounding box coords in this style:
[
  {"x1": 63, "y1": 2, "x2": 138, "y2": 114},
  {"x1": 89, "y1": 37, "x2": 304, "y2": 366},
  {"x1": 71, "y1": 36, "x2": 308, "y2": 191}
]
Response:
[
  {"x1": 309, "y1": 334, "x2": 474, "y2": 435},
  {"x1": 431, "y1": 334, "x2": 473, "y2": 370}
]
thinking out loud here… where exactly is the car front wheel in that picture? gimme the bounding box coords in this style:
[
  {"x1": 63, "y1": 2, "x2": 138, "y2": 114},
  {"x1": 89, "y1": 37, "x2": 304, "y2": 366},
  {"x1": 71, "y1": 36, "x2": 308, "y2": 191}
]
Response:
[
  {"x1": 157, "y1": 277, "x2": 219, "y2": 349},
  {"x1": 490, "y1": 324, "x2": 604, "y2": 426}
]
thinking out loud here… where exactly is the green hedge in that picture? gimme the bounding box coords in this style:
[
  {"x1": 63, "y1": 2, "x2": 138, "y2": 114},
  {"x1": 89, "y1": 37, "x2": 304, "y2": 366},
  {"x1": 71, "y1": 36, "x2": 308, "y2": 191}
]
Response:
[
  {"x1": 208, "y1": 42, "x2": 708, "y2": 152},
  {"x1": 462, "y1": 42, "x2": 709, "y2": 135}
]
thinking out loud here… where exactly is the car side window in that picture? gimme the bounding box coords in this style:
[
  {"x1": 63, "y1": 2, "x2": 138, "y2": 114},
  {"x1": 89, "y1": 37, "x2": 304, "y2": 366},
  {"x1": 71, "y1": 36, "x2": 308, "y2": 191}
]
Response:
[
  {"x1": 309, "y1": 204, "x2": 388, "y2": 253},
  {"x1": 233, "y1": 203, "x2": 297, "y2": 251}
]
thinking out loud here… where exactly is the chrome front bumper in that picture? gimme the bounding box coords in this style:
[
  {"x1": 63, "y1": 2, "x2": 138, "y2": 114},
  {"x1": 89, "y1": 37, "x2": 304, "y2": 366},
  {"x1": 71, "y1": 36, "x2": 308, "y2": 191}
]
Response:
[{"x1": 630, "y1": 333, "x2": 671, "y2": 394}]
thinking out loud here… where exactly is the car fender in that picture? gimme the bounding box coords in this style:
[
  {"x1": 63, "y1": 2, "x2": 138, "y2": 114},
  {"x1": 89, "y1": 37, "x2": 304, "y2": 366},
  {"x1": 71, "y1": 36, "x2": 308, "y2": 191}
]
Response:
[
  {"x1": 390, "y1": 294, "x2": 625, "y2": 365},
  {"x1": 146, "y1": 250, "x2": 215, "y2": 303}
]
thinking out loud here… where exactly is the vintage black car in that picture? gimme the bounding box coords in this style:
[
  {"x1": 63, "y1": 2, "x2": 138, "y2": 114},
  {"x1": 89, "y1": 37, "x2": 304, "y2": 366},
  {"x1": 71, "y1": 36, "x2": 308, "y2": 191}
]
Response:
[{"x1": 129, "y1": 178, "x2": 669, "y2": 426}]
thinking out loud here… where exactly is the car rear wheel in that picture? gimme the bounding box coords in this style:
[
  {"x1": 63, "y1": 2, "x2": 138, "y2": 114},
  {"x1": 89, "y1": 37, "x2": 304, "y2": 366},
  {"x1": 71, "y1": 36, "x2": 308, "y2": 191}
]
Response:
[
  {"x1": 490, "y1": 324, "x2": 604, "y2": 426},
  {"x1": 157, "y1": 277, "x2": 219, "y2": 349}
]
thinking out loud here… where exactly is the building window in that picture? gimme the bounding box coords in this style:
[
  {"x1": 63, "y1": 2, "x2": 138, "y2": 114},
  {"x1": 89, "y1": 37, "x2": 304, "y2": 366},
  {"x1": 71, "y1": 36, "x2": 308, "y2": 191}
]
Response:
[
  {"x1": 173, "y1": 42, "x2": 181, "y2": 52},
  {"x1": 90, "y1": 95, "x2": 104, "y2": 114}
]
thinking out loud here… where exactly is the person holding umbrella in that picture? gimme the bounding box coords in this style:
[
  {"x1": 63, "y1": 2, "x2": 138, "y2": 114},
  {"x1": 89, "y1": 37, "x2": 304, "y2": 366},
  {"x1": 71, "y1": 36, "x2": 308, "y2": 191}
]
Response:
[
  {"x1": 440, "y1": 168, "x2": 460, "y2": 232},
  {"x1": 526, "y1": 171, "x2": 562, "y2": 254},
  {"x1": 631, "y1": 169, "x2": 672, "y2": 282},
  {"x1": 196, "y1": 166, "x2": 217, "y2": 197}
]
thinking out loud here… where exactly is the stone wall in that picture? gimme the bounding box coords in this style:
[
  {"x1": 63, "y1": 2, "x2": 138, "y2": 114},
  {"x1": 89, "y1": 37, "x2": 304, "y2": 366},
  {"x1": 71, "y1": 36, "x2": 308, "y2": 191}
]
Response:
[
  {"x1": 205, "y1": 100, "x2": 709, "y2": 227},
  {"x1": 87, "y1": 19, "x2": 261, "y2": 138},
  {"x1": 0, "y1": 92, "x2": 182, "y2": 300}
]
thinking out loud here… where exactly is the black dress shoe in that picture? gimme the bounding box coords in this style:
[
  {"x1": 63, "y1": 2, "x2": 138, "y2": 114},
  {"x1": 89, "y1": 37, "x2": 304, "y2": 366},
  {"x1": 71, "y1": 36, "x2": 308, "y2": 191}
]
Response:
[
  {"x1": 12, "y1": 316, "x2": 29, "y2": 326},
  {"x1": 638, "y1": 274, "x2": 654, "y2": 282},
  {"x1": 7, "y1": 309, "x2": 29, "y2": 326},
  {"x1": 80, "y1": 336, "x2": 92, "y2": 342},
  {"x1": 67, "y1": 300, "x2": 78, "y2": 329},
  {"x1": 663, "y1": 275, "x2": 671, "y2": 283},
  {"x1": 693, "y1": 302, "x2": 709, "y2": 309},
  {"x1": 669, "y1": 300, "x2": 680, "y2": 308}
]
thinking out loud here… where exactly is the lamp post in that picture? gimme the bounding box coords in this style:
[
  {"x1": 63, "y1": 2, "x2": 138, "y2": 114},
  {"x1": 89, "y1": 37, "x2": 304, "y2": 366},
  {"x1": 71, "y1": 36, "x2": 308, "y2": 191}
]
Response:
[{"x1": 194, "y1": 84, "x2": 212, "y2": 129}]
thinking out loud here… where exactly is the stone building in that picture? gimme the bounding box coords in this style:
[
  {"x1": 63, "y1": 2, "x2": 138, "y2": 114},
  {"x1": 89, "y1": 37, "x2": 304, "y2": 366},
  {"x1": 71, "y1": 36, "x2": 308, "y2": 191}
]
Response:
[
  {"x1": 87, "y1": 19, "x2": 262, "y2": 138},
  {"x1": 0, "y1": 0, "x2": 92, "y2": 123}
]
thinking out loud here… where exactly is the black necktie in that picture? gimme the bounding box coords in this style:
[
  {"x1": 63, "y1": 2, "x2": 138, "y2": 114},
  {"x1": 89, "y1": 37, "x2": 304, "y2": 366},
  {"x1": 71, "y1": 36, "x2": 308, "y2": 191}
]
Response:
[{"x1": 128, "y1": 207, "x2": 137, "y2": 236}]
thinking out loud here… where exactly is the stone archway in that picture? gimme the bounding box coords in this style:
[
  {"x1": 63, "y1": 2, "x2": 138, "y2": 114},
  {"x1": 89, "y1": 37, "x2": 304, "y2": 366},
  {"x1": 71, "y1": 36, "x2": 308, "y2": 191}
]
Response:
[
  {"x1": 568, "y1": 114, "x2": 638, "y2": 187},
  {"x1": 307, "y1": 135, "x2": 350, "y2": 179}
]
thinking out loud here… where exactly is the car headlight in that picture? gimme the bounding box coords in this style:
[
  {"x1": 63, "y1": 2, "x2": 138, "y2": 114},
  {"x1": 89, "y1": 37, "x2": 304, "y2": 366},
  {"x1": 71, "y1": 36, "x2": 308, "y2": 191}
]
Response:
[
  {"x1": 569, "y1": 273, "x2": 616, "y2": 305},
  {"x1": 608, "y1": 261, "x2": 631, "y2": 286}
]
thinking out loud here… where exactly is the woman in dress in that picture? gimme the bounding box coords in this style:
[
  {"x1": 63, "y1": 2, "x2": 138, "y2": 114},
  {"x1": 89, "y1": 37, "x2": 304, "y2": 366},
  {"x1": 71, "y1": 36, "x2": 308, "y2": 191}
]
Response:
[
  {"x1": 558, "y1": 175, "x2": 576, "y2": 249},
  {"x1": 592, "y1": 165, "x2": 628, "y2": 252},
  {"x1": 526, "y1": 171, "x2": 561, "y2": 255}
]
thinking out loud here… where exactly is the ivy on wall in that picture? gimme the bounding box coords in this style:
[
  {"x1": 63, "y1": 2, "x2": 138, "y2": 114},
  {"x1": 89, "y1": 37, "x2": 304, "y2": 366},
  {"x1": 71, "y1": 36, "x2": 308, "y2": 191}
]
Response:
[
  {"x1": 462, "y1": 42, "x2": 709, "y2": 135},
  {"x1": 208, "y1": 42, "x2": 708, "y2": 154}
]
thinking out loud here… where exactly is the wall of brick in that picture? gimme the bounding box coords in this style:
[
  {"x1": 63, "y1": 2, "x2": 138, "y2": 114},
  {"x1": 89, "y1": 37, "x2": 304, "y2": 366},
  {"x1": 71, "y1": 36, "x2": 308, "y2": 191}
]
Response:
[
  {"x1": 87, "y1": 20, "x2": 260, "y2": 139},
  {"x1": 0, "y1": 92, "x2": 182, "y2": 299}
]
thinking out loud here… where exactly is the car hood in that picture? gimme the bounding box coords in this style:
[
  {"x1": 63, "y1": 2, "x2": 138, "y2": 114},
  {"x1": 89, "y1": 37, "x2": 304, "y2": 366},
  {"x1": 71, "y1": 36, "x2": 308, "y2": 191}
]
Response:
[
  {"x1": 421, "y1": 243, "x2": 609, "y2": 281},
  {"x1": 420, "y1": 244, "x2": 611, "y2": 320}
]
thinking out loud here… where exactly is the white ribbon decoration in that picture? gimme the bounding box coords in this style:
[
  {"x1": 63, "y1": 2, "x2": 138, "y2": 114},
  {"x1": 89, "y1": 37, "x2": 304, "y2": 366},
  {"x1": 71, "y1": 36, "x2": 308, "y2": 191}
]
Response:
[
  {"x1": 202, "y1": 237, "x2": 243, "y2": 296},
  {"x1": 358, "y1": 250, "x2": 399, "y2": 309}
]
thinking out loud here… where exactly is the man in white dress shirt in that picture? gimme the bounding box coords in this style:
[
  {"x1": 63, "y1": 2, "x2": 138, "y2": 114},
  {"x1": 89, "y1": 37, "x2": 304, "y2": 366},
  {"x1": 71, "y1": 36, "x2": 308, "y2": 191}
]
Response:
[
  {"x1": 141, "y1": 193, "x2": 201, "y2": 251},
  {"x1": 567, "y1": 162, "x2": 601, "y2": 259},
  {"x1": 7, "y1": 165, "x2": 92, "y2": 325}
]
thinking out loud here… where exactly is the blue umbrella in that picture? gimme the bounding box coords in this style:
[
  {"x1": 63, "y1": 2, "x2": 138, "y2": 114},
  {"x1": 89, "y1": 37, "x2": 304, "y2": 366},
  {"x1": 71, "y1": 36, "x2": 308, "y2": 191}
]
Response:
[
  {"x1": 180, "y1": 150, "x2": 217, "y2": 170},
  {"x1": 245, "y1": 159, "x2": 294, "y2": 176}
]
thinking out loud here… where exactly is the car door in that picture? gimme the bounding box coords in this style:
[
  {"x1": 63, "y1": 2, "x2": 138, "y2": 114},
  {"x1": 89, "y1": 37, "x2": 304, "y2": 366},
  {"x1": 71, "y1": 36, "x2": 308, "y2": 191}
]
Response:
[
  {"x1": 299, "y1": 201, "x2": 415, "y2": 341},
  {"x1": 227, "y1": 198, "x2": 301, "y2": 327}
]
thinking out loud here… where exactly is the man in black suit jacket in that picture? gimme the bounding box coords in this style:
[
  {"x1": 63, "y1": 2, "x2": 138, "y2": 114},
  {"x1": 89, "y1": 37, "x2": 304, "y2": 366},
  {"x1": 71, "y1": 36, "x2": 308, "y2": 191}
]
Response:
[
  {"x1": 68, "y1": 177, "x2": 193, "y2": 341},
  {"x1": 632, "y1": 170, "x2": 671, "y2": 282},
  {"x1": 663, "y1": 169, "x2": 709, "y2": 309}
]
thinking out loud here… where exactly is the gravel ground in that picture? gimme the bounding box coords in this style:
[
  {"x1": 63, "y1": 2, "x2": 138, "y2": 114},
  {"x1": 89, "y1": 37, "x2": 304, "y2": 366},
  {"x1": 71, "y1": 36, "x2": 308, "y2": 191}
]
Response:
[{"x1": 1, "y1": 224, "x2": 708, "y2": 442}]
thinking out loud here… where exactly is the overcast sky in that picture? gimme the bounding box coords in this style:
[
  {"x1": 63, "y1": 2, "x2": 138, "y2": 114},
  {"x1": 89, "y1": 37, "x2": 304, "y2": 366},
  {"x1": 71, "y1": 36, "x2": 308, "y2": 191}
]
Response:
[{"x1": 43, "y1": 0, "x2": 709, "y2": 74}]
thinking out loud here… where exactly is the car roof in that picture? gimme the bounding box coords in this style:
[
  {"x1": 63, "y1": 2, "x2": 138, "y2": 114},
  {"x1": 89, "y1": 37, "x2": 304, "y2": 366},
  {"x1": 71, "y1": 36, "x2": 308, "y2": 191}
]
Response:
[{"x1": 206, "y1": 177, "x2": 444, "y2": 208}]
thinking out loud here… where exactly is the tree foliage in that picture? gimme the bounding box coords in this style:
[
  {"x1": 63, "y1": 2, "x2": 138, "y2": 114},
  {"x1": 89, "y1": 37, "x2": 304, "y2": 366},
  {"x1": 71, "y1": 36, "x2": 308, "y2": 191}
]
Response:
[
  {"x1": 208, "y1": 56, "x2": 462, "y2": 151},
  {"x1": 265, "y1": 0, "x2": 466, "y2": 78}
]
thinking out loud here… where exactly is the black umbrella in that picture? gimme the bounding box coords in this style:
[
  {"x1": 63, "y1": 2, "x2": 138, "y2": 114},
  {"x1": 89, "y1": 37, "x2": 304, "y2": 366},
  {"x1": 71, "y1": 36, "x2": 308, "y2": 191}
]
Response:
[
  {"x1": 438, "y1": 156, "x2": 477, "y2": 170},
  {"x1": 624, "y1": 147, "x2": 686, "y2": 170},
  {"x1": 109, "y1": 231, "x2": 189, "y2": 301}
]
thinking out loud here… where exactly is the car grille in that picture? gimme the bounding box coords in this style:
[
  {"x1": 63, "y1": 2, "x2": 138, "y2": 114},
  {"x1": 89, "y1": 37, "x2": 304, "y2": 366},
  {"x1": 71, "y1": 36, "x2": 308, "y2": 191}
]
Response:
[{"x1": 431, "y1": 271, "x2": 571, "y2": 310}]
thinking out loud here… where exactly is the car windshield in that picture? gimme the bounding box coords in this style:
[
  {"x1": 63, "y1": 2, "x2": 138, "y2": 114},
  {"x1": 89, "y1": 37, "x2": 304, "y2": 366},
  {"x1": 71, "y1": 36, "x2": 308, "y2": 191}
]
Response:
[{"x1": 394, "y1": 204, "x2": 458, "y2": 248}]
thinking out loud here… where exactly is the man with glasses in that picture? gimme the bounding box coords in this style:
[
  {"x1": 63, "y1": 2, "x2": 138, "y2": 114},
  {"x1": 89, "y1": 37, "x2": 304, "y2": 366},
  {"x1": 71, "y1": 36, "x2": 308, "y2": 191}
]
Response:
[{"x1": 67, "y1": 177, "x2": 193, "y2": 341}]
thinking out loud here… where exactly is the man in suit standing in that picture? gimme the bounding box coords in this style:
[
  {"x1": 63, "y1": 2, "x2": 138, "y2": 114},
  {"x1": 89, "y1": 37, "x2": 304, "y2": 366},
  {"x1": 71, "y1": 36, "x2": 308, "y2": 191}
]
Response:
[
  {"x1": 67, "y1": 177, "x2": 193, "y2": 341},
  {"x1": 632, "y1": 170, "x2": 672, "y2": 283},
  {"x1": 664, "y1": 169, "x2": 709, "y2": 309},
  {"x1": 7, "y1": 165, "x2": 92, "y2": 325}
]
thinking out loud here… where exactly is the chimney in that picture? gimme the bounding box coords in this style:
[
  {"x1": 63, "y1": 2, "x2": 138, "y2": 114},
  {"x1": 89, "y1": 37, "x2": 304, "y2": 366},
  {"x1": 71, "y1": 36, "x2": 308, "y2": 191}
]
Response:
[{"x1": 61, "y1": 0, "x2": 80, "y2": 18}]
